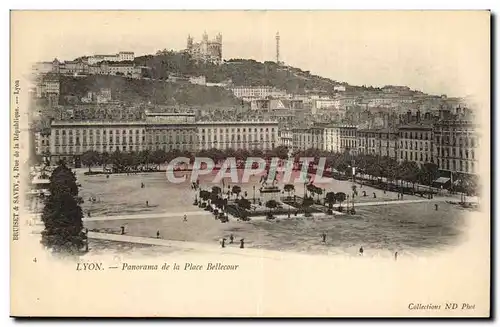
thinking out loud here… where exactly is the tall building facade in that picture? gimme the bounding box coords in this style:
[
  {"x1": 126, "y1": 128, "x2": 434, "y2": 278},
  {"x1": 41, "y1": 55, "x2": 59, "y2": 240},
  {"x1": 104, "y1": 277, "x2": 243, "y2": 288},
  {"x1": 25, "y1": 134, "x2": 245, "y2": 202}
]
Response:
[
  {"x1": 338, "y1": 125, "x2": 358, "y2": 154},
  {"x1": 231, "y1": 86, "x2": 287, "y2": 100},
  {"x1": 87, "y1": 51, "x2": 135, "y2": 65},
  {"x1": 356, "y1": 129, "x2": 398, "y2": 158},
  {"x1": 433, "y1": 119, "x2": 478, "y2": 175},
  {"x1": 197, "y1": 121, "x2": 279, "y2": 151},
  {"x1": 323, "y1": 125, "x2": 341, "y2": 152},
  {"x1": 186, "y1": 32, "x2": 223, "y2": 64},
  {"x1": 278, "y1": 129, "x2": 293, "y2": 148},
  {"x1": 48, "y1": 113, "x2": 199, "y2": 163},
  {"x1": 397, "y1": 125, "x2": 433, "y2": 166}
]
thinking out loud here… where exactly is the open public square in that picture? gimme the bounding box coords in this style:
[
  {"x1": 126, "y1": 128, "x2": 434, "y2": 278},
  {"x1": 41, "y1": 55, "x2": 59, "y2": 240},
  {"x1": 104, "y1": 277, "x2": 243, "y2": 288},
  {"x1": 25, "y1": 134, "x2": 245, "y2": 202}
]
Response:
[{"x1": 78, "y1": 169, "x2": 469, "y2": 258}]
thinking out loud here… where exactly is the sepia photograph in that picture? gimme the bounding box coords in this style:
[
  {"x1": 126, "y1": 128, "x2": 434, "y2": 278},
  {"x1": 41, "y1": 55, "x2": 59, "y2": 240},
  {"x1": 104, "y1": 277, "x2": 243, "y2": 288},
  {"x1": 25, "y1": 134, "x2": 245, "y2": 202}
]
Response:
[{"x1": 9, "y1": 10, "x2": 491, "y2": 317}]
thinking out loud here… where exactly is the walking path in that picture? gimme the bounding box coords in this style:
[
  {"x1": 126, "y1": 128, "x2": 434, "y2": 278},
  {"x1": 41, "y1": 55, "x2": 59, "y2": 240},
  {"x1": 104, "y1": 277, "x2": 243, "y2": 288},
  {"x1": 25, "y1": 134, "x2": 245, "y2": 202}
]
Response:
[
  {"x1": 27, "y1": 197, "x2": 450, "y2": 224},
  {"x1": 83, "y1": 210, "x2": 212, "y2": 222},
  {"x1": 355, "y1": 198, "x2": 445, "y2": 207},
  {"x1": 88, "y1": 232, "x2": 283, "y2": 260}
]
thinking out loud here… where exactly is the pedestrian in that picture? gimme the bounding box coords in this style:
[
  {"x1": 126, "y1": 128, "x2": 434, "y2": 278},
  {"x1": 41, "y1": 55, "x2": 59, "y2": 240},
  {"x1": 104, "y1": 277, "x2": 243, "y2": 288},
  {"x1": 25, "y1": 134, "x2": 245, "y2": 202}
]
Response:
[
  {"x1": 240, "y1": 239, "x2": 245, "y2": 249},
  {"x1": 397, "y1": 193, "x2": 400, "y2": 200},
  {"x1": 87, "y1": 211, "x2": 91, "y2": 218},
  {"x1": 146, "y1": 200, "x2": 149, "y2": 207},
  {"x1": 359, "y1": 246, "x2": 364, "y2": 256},
  {"x1": 321, "y1": 232, "x2": 326, "y2": 243},
  {"x1": 373, "y1": 192, "x2": 376, "y2": 198},
  {"x1": 435, "y1": 204, "x2": 438, "y2": 211},
  {"x1": 183, "y1": 214, "x2": 187, "y2": 222},
  {"x1": 120, "y1": 226, "x2": 125, "y2": 235},
  {"x1": 156, "y1": 230, "x2": 160, "y2": 239},
  {"x1": 229, "y1": 234, "x2": 234, "y2": 244},
  {"x1": 395, "y1": 251, "x2": 398, "y2": 261},
  {"x1": 221, "y1": 238, "x2": 226, "y2": 248}
]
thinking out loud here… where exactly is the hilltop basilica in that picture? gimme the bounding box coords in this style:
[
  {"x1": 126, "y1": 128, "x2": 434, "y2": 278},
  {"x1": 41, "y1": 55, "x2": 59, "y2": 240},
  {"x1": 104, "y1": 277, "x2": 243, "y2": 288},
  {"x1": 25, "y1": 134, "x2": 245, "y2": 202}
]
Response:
[{"x1": 186, "y1": 32, "x2": 223, "y2": 65}]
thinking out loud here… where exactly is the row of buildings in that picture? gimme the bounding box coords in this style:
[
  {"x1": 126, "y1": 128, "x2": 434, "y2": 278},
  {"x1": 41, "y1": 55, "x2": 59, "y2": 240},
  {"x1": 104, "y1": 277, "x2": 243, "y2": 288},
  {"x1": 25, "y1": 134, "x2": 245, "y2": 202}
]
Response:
[
  {"x1": 289, "y1": 108, "x2": 479, "y2": 176},
  {"x1": 35, "y1": 112, "x2": 279, "y2": 164},
  {"x1": 32, "y1": 52, "x2": 138, "y2": 76},
  {"x1": 34, "y1": 107, "x2": 479, "y2": 177},
  {"x1": 229, "y1": 85, "x2": 468, "y2": 115}
]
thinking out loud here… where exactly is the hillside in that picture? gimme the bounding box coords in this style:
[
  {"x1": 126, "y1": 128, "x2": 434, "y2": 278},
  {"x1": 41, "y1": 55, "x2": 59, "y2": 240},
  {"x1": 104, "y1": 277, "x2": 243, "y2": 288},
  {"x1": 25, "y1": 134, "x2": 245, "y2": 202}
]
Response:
[
  {"x1": 59, "y1": 75, "x2": 242, "y2": 107},
  {"x1": 134, "y1": 51, "x2": 345, "y2": 94}
]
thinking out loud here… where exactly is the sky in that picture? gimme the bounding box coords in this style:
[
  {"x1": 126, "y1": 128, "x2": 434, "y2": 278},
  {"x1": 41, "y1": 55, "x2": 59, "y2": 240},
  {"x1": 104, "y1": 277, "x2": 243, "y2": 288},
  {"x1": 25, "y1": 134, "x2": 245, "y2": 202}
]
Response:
[{"x1": 11, "y1": 10, "x2": 490, "y2": 98}]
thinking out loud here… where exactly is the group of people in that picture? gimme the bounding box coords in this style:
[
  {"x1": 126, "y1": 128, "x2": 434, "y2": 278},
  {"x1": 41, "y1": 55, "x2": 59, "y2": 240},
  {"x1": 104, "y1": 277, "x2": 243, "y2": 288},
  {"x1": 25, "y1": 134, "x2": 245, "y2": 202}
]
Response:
[{"x1": 221, "y1": 234, "x2": 245, "y2": 249}]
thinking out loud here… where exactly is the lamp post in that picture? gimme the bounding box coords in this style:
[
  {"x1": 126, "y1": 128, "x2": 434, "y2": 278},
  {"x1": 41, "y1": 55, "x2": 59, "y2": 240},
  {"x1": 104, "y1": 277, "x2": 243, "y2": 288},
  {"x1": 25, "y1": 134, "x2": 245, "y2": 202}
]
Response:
[{"x1": 253, "y1": 185, "x2": 256, "y2": 204}]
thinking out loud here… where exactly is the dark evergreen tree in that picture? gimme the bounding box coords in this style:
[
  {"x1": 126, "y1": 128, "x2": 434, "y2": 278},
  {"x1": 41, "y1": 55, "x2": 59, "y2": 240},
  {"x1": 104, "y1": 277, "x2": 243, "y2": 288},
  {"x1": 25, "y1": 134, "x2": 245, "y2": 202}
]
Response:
[{"x1": 41, "y1": 162, "x2": 86, "y2": 253}]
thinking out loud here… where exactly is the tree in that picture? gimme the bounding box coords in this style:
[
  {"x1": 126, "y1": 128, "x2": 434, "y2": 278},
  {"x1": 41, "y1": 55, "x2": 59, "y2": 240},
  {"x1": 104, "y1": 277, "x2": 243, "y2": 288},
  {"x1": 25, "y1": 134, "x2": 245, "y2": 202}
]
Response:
[
  {"x1": 110, "y1": 149, "x2": 125, "y2": 172},
  {"x1": 100, "y1": 152, "x2": 110, "y2": 171},
  {"x1": 234, "y1": 148, "x2": 250, "y2": 162},
  {"x1": 231, "y1": 185, "x2": 242, "y2": 199},
  {"x1": 334, "y1": 192, "x2": 347, "y2": 209},
  {"x1": 302, "y1": 196, "x2": 314, "y2": 217},
  {"x1": 211, "y1": 186, "x2": 222, "y2": 197},
  {"x1": 351, "y1": 184, "x2": 358, "y2": 197},
  {"x1": 325, "y1": 192, "x2": 336, "y2": 214},
  {"x1": 41, "y1": 162, "x2": 87, "y2": 253},
  {"x1": 272, "y1": 146, "x2": 289, "y2": 160},
  {"x1": 237, "y1": 198, "x2": 251, "y2": 210},
  {"x1": 306, "y1": 183, "x2": 316, "y2": 197},
  {"x1": 400, "y1": 161, "x2": 420, "y2": 190},
  {"x1": 139, "y1": 149, "x2": 152, "y2": 169},
  {"x1": 418, "y1": 162, "x2": 439, "y2": 186},
  {"x1": 250, "y1": 148, "x2": 264, "y2": 158},
  {"x1": 385, "y1": 157, "x2": 400, "y2": 188},
  {"x1": 151, "y1": 149, "x2": 167, "y2": 170},
  {"x1": 284, "y1": 184, "x2": 295, "y2": 199},
  {"x1": 265, "y1": 199, "x2": 278, "y2": 219},
  {"x1": 81, "y1": 150, "x2": 98, "y2": 172},
  {"x1": 199, "y1": 190, "x2": 210, "y2": 207},
  {"x1": 313, "y1": 186, "x2": 323, "y2": 202}
]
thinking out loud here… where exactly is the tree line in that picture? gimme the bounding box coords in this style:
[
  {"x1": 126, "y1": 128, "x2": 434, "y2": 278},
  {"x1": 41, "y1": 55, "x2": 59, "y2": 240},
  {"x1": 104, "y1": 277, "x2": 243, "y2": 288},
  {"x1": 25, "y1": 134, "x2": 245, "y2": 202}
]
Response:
[{"x1": 79, "y1": 145, "x2": 477, "y2": 195}]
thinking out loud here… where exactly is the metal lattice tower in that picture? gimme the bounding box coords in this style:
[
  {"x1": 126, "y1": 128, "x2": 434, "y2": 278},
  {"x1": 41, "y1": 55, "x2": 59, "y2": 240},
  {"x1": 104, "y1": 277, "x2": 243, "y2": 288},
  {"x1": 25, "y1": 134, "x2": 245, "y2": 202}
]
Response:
[{"x1": 275, "y1": 31, "x2": 280, "y2": 65}]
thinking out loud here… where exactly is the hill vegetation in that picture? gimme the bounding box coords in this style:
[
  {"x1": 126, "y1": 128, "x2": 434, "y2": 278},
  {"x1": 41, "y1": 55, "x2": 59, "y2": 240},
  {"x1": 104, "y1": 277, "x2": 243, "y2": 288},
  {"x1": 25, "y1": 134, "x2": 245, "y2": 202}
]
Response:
[
  {"x1": 59, "y1": 75, "x2": 242, "y2": 107},
  {"x1": 135, "y1": 50, "x2": 346, "y2": 94},
  {"x1": 59, "y1": 51, "x2": 422, "y2": 107}
]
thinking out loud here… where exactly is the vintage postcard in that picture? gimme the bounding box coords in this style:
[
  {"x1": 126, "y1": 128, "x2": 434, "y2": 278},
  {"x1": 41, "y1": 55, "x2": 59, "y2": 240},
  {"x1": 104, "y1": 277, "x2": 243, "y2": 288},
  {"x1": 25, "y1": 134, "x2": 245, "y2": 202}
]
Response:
[{"x1": 10, "y1": 10, "x2": 491, "y2": 317}]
